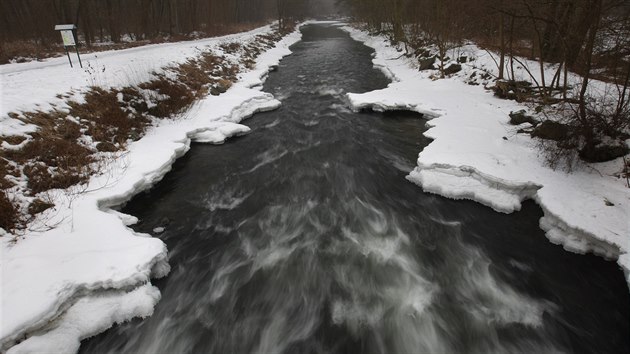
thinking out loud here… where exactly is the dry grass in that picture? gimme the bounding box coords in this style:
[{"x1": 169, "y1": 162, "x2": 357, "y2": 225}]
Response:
[
  {"x1": 140, "y1": 78, "x2": 196, "y2": 118},
  {"x1": 0, "y1": 191, "x2": 19, "y2": 231},
  {"x1": 220, "y1": 42, "x2": 242, "y2": 55},
  {"x1": 0, "y1": 40, "x2": 59, "y2": 64},
  {"x1": 69, "y1": 87, "x2": 148, "y2": 145},
  {"x1": 15, "y1": 139, "x2": 93, "y2": 194},
  {"x1": 0, "y1": 135, "x2": 28, "y2": 146},
  {"x1": 28, "y1": 198, "x2": 55, "y2": 216},
  {"x1": 0, "y1": 159, "x2": 16, "y2": 190}
]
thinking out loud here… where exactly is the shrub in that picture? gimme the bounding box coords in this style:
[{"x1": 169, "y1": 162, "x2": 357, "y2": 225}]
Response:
[
  {"x1": 0, "y1": 191, "x2": 19, "y2": 231},
  {"x1": 68, "y1": 87, "x2": 148, "y2": 145},
  {"x1": 13, "y1": 138, "x2": 93, "y2": 194},
  {"x1": 537, "y1": 96, "x2": 630, "y2": 169},
  {"x1": 0, "y1": 159, "x2": 15, "y2": 189},
  {"x1": 28, "y1": 198, "x2": 54, "y2": 216},
  {"x1": 140, "y1": 77, "x2": 196, "y2": 118}
]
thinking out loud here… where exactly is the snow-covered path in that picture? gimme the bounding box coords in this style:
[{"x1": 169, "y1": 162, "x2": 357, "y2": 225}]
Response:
[{"x1": 0, "y1": 26, "x2": 274, "y2": 133}]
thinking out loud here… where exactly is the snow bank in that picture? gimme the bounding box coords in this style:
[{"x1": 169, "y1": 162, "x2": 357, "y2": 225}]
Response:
[
  {"x1": 341, "y1": 26, "x2": 630, "y2": 288},
  {"x1": 1, "y1": 25, "x2": 303, "y2": 352},
  {"x1": 7, "y1": 285, "x2": 161, "y2": 354}
]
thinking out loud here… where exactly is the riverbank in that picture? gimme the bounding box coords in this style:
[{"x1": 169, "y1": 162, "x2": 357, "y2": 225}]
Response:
[
  {"x1": 341, "y1": 25, "x2": 630, "y2": 289},
  {"x1": 0, "y1": 24, "x2": 303, "y2": 353}
]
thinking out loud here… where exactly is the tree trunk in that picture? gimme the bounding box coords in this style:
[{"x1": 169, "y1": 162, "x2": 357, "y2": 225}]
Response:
[
  {"x1": 578, "y1": 0, "x2": 602, "y2": 123},
  {"x1": 498, "y1": 4, "x2": 505, "y2": 80},
  {"x1": 106, "y1": 0, "x2": 120, "y2": 42}
]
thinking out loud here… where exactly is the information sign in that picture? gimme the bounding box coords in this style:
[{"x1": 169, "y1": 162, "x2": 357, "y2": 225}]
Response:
[
  {"x1": 60, "y1": 30, "x2": 76, "y2": 46},
  {"x1": 54, "y1": 24, "x2": 82, "y2": 68}
]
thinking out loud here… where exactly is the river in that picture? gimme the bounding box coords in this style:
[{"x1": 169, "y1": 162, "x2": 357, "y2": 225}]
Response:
[{"x1": 81, "y1": 23, "x2": 630, "y2": 354}]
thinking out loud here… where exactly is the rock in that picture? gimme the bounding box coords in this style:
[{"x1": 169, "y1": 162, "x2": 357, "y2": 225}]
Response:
[
  {"x1": 579, "y1": 143, "x2": 629, "y2": 163},
  {"x1": 493, "y1": 80, "x2": 532, "y2": 100},
  {"x1": 509, "y1": 110, "x2": 538, "y2": 126},
  {"x1": 416, "y1": 49, "x2": 432, "y2": 57},
  {"x1": 443, "y1": 63, "x2": 462, "y2": 75},
  {"x1": 210, "y1": 80, "x2": 230, "y2": 96},
  {"x1": 128, "y1": 130, "x2": 141, "y2": 141},
  {"x1": 531, "y1": 121, "x2": 569, "y2": 141},
  {"x1": 96, "y1": 141, "x2": 118, "y2": 152},
  {"x1": 418, "y1": 56, "x2": 436, "y2": 70},
  {"x1": 458, "y1": 56, "x2": 468, "y2": 63}
]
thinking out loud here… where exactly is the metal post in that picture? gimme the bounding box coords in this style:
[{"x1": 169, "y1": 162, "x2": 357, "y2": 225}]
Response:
[
  {"x1": 74, "y1": 46, "x2": 83, "y2": 68},
  {"x1": 64, "y1": 46, "x2": 73, "y2": 68}
]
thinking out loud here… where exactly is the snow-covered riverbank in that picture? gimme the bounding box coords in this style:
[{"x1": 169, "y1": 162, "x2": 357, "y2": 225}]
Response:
[
  {"x1": 341, "y1": 25, "x2": 630, "y2": 289},
  {"x1": 1, "y1": 25, "x2": 303, "y2": 353}
]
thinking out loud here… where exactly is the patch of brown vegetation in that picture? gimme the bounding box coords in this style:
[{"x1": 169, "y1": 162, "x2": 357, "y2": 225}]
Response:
[
  {"x1": 28, "y1": 198, "x2": 55, "y2": 216},
  {"x1": 139, "y1": 78, "x2": 196, "y2": 118},
  {"x1": 0, "y1": 41, "x2": 59, "y2": 64},
  {"x1": 0, "y1": 136, "x2": 28, "y2": 146},
  {"x1": 220, "y1": 42, "x2": 242, "y2": 55},
  {"x1": 0, "y1": 159, "x2": 16, "y2": 189},
  {"x1": 68, "y1": 87, "x2": 148, "y2": 145},
  {"x1": 0, "y1": 191, "x2": 19, "y2": 232},
  {"x1": 14, "y1": 138, "x2": 93, "y2": 194}
]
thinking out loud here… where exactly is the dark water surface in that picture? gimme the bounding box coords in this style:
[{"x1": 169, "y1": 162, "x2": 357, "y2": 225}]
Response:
[{"x1": 81, "y1": 24, "x2": 629, "y2": 354}]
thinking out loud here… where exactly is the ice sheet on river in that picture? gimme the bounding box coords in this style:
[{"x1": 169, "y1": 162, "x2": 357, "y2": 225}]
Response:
[
  {"x1": 342, "y1": 26, "x2": 630, "y2": 288},
  {"x1": 0, "y1": 25, "x2": 303, "y2": 353}
]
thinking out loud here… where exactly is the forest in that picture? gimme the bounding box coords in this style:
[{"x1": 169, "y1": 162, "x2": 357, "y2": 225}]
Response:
[{"x1": 0, "y1": 0, "x2": 311, "y2": 55}]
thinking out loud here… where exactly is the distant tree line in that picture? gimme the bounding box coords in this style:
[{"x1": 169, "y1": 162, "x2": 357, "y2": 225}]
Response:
[
  {"x1": 0, "y1": 0, "x2": 309, "y2": 46},
  {"x1": 342, "y1": 0, "x2": 630, "y2": 165},
  {"x1": 342, "y1": 0, "x2": 629, "y2": 78}
]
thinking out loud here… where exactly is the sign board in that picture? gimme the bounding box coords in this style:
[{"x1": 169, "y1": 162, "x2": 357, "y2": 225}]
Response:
[
  {"x1": 54, "y1": 24, "x2": 81, "y2": 68},
  {"x1": 55, "y1": 24, "x2": 76, "y2": 30},
  {"x1": 60, "y1": 30, "x2": 76, "y2": 46}
]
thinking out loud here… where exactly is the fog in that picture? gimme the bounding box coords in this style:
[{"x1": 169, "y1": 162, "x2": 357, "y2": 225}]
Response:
[{"x1": 307, "y1": 0, "x2": 347, "y2": 18}]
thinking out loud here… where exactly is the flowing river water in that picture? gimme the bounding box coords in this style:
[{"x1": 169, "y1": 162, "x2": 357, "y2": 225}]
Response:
[{"x1": 81, "y1": 24, "x2": 629, "y2": 353}]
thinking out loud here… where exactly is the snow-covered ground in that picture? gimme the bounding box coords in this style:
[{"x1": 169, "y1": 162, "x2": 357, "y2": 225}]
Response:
[
  {"x1": 341, "y1": 25, "x2": 630, "y2": 289},
  {"x1": 1, "y1": 24, "x2": 303, "y2": 353}
]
